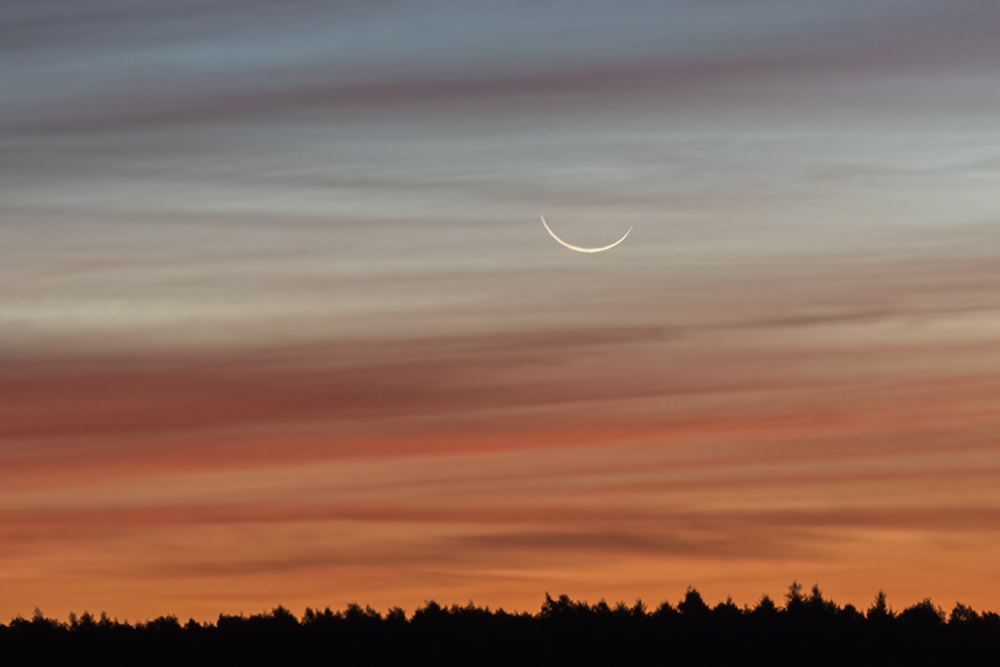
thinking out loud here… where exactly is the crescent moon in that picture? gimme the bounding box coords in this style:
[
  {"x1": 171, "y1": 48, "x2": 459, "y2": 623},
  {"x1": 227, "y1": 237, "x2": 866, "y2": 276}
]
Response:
[{"x1": 540, "y1": 215, "x2": 632, "y2": 253}]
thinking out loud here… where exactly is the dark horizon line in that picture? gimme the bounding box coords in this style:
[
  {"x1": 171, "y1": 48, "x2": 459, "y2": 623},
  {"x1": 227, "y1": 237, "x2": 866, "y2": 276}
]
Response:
[
  {"x1": 7, "y1": 582, "x2": 997, "y2": 628},
  {"x1": 6, "y1": 584, "x2": 999, "y2": 667}
]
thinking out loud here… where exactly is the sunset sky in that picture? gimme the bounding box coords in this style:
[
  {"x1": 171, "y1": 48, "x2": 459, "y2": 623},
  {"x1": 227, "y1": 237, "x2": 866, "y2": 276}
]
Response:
[{"x1": 2, "y1": 0, "x2": 999, "y2": 622}]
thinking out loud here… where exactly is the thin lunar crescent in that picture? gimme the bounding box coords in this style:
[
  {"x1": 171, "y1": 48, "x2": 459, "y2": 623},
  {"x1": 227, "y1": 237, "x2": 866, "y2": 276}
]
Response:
[{"x1": 540, "y1": 215, "x2": 632, "y2": 253}]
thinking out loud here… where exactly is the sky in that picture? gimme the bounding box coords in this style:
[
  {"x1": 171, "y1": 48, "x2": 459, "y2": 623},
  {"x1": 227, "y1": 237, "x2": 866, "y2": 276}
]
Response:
[{"x1": 2, "y1": 0, "x2": 999, "y2": 622}]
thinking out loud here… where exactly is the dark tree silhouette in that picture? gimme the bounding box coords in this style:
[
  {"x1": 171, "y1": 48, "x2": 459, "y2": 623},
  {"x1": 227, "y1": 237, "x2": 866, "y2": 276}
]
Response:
[
  {"x1": 867, "y1": 590, "x2": 894, "y2": 620},
  {"x1": 784, "y1": 581, "x2": 806, "y2": 615},
  {"x1": 752, "y1": 594, "x2": 778, "y2": 617},
  {"x1": 677, "y1": 587, "x2": 710, "y2": 617},
  {"x1": 2, "y1": 585, "x2": 1000, "y2": 666}
]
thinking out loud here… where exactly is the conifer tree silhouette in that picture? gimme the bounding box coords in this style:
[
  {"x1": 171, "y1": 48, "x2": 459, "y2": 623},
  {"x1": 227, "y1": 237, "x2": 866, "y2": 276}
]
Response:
[{"x1": 3, "y1": 584, "x2": 1000, "y2": 666}]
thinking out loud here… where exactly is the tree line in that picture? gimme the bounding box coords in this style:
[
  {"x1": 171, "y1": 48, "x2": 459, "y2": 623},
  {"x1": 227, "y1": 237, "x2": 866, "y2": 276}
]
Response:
[{"x1": 2, "y1": 584, "x2": 998, "y2": 666}]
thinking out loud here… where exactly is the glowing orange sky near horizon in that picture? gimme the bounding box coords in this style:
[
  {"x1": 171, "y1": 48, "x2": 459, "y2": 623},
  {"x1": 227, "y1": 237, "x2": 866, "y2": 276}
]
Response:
[
  {"x1": 3, "y1": 250, "x2": 999, "y2": 622},
  {"x1": 3, "y1": 0, "x2": 1000, "y2": 624}
]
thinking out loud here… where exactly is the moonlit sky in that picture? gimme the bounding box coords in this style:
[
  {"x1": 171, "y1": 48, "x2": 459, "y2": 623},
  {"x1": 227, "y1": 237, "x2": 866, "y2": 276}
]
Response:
[{"x1": 2, "y1": 0, "x2": 999, "y2": 621}]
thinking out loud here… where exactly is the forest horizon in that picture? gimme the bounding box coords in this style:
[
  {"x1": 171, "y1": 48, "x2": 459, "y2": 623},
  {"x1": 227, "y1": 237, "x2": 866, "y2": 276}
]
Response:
[
  {"x1": 5, "y1": 582, "x2": 994, "y2": 626},
  {"x1": 5, "y1": 584, "x2": 1000, "y2": 666}
]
